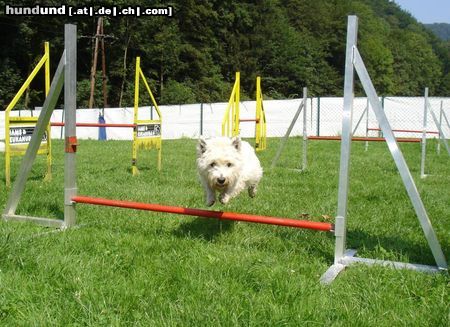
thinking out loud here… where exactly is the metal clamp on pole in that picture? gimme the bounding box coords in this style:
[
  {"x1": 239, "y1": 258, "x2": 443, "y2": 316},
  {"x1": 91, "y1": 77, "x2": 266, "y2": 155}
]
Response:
[{"x1": 65, "y1": 136, "x2": 78, "y2": 153}]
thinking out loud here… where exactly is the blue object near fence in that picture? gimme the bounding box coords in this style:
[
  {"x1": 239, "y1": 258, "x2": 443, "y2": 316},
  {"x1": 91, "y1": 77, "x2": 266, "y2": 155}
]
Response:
[{"x1": 98, "y1": 115, "x2": 107, "y2": 140}]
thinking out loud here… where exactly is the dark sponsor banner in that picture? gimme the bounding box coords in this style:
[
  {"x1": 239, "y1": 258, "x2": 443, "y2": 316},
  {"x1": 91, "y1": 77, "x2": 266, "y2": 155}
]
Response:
[
  {"x1": 137, "y1": 124, "x2": 161, "y2": 138},
  {"x1": 10, "y1": 126, "x2": 47, "y2": 144}
]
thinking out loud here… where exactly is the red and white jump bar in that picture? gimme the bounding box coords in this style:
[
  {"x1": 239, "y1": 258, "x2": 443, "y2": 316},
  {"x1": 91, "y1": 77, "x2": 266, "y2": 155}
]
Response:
[
  {"x1": 51, "y1": 122, "x2": 136, "y2": 128},
  {"x1": 307, "y1": 135, "x2": 421, "y2": 143}
]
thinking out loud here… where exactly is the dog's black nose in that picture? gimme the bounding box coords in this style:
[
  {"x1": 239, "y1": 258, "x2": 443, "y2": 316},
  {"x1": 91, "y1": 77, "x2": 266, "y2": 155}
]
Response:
[{"x1": 217, "y1": 177, "x2": 225, "y2": 185}]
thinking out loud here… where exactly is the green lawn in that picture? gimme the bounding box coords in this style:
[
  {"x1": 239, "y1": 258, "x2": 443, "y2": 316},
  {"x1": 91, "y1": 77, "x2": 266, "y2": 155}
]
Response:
[{"x1": 1, "y1": 137, "x2": 449, "y2": 326}]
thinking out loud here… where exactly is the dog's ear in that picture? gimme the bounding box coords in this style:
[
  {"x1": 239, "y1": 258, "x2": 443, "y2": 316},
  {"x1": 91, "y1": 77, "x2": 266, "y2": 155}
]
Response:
[
  {"x1": 197, "y1": 137, "x2": 207, "y2": 156},
  {"x1": 231, "y1": 136, "x2": 241, "y2": 151}
]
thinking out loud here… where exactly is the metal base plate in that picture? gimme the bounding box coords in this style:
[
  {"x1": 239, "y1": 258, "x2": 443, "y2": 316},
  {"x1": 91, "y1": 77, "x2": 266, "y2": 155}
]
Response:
[
  {"x1": 2, "y1": 214, "x2": 64, "y2": 228},
  {"x1": 320, "y1": 249, "x2": 446, "y2": 284}
]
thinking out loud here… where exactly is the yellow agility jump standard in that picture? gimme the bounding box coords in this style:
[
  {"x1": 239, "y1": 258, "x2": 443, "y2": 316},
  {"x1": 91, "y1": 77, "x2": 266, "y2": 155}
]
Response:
[
  {"x1": 132, "y1": 57, "x2": 162, "y2": 175},
  {"x1": 221, "y1": 72, "x2": 267, "y2": 151},
  {"x1": 255, "y1": 76, "x2": 267, "y2": 151},
  {"x1": 4, "y1": 42, "x2": 51, "y2": 187}
]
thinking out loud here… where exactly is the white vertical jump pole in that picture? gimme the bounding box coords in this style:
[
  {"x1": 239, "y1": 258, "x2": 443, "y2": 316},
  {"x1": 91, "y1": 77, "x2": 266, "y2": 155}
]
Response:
[
  {"x1": 331, "y1": 14, "x2": 358, "y2": 271},
  {"x1": 64, "y1": 24, "x2": 77, "y2": 228},
  {"x1": 437, "y1": 101, "x2": 443, "y2": 155},
  {"x1": 320, "y1": 17, "x2": 358, "y2": 283},
  {"x1": 302, "y1": 87, "x2": 308, "y2": 171},
  {"x1": 420, "y1": 87, "x2": 428, "y2": 179},
  {"x1": 365, "y1": 99, "x2": 369, "y2": 151}
]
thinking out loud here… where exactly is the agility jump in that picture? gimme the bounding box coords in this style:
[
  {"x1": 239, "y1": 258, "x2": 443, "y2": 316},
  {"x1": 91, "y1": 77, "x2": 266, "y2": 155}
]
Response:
[
  {"x1": 50, "y1": 56, "x2": 162, "y2": 175},
  {"x1": 5, "y1": 47, "x2": 161, "y2": 187},
  {"x1": 4, "y1": 42, "x2": 51, "y2": 187},
  {"x1": 132, "y1": 57, "x2": 162, "y2": 174},
  {"x1": 271, "y1": 89, "x2": 429, "y2": 170},
  {"x1": 358, "y1": 88, "x2": 449, "y2": 178},
  {"x1": 2, "y1": 19, "x2": 447, "y2": 284},
  {"x1": 222, "y1": 72, "x2": 267, "y2": 151}
]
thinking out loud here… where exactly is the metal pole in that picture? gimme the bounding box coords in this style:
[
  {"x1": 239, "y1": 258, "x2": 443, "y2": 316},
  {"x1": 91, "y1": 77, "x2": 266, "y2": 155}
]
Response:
[
  {"x1": 365, "y1": 99, "x2": 369, "y2": 151},
  {"x1": 316, "y1": 97, "x2": 320, "y2": 136},
  {"x1": 100, "y1": 18, "x2": 108, "y2": 109},
  {"x1": 302, "y1": 87, "x2": 308, "y2": 170},
  {"x1": 437, "y1": 101, "x2": 442, "y2": 155},
  {"x1": 352, "y1": 102, "x2": 368, "y2": 135},
  {"x1": 379, "y1": 96, "x2": 385, "y2": 138},
  {"x1": 442, "y1": 107, "x2": 450, "y2": 130},
  {"x1": 88, "y1": 18, "x2": 101, "y2": 109},
  {"x1": 334, "y1": 15, "x2": 358, "y2": 264},
  {"x1": 200, "y1": 103, "x2": 203, "y2": 136},
  {"x1": 420, "y1": 88, "x2": 428, "y2": 179},
  {"x1": 60, "y1": 108, "x2": 65, "y2": 139},
  {"x1": 429, "y1": 105, "x2": 450, "y2": 156},
  {"x1": 64, "y1": 24, "x2": 77, "y2": 228},
  {"x1": 270, "y1": 100, "x2": 304, "y2": 169}
]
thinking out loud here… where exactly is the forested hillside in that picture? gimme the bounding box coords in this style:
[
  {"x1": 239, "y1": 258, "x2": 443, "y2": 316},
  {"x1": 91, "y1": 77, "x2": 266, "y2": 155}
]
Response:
[
  {"x1": 1, "y1": 0, "x2": 449, "y2": 110},
  {"x1": 426, "y1": 23, "x2": 450, "y2": 41}
]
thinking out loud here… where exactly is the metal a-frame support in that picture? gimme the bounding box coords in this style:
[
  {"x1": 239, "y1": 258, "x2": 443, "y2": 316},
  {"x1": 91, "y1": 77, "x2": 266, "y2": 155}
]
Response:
[
  {"x1": 427, "y1": 95, "x2": 450, "y2": 157},
  {"x1": 321, "y1": 16, "x2": 448, "y2": 284},
  {"x1": 270, "y1": 87, "x2": 307, "y2": 170},
  {"x1": 420, "y1": 89, "x2": 450, "y2": 178},
  {"x1": 2, "y1": 25, "x2": 78, "y2": 229}
]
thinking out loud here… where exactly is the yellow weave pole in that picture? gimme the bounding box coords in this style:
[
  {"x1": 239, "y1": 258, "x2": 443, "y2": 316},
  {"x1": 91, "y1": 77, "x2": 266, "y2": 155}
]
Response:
[
  {"x1": 221, "y1": 85, "x2": 235, "y2": 136},
  {"x1": 233, "y1": 72, "x2": 240, "y2": 136},
  {"x1": 44, "y1": 42, "x2": 52, "y2": 181},
  {"x1": 222, "y1": 72, "x2": 240, "y2": 137},
  {"x1": 255, "y1": 76, "x2": 267, "y2": 151},
  {"x1": 255, "y1": 76, "x2": 262, "y2": 150},
  {"x1": 132, "y1": 57, "x2": 140, "y2": 175},
  {"x1": 4, "y1": 42, "x2": 51, "y2": 186},
  {"x1": 132, "y1": 57, "x2": 162, "y2": 175}
]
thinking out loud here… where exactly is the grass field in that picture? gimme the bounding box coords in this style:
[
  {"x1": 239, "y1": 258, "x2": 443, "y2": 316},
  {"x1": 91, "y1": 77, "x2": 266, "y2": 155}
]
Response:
[{"x1": 0, "y1": 137, "x2": 449, "y2": 326}]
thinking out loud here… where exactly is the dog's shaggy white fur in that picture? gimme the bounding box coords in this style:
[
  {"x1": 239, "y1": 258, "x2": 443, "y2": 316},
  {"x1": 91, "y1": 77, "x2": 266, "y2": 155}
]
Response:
[{"x1": 197, "y1": 136, "x2": 263, "y2": 206}]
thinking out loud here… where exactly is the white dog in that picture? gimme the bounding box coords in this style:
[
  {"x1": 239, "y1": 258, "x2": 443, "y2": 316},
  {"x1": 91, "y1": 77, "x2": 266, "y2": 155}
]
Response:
[{"x1": 196, "y1": 136, "x2": 263, "y2": 206}]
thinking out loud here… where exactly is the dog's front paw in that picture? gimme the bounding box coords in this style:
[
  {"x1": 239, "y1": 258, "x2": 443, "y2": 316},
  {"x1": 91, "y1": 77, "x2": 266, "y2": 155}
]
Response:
[
  {"x1": 219, "y1": 193, "x2": 230, "y2": 204},
  {"x1": 206, "y1": 191, "x2": 216, "y2": 206},
  {"x1": 248, "y1": 185, "x2": 257, "y2": 198}
]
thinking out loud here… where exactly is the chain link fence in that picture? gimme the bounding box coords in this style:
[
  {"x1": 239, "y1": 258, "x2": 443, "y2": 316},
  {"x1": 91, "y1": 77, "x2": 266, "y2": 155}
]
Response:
[
  {"x1": 309, "y1": 96, "x2": 450, "y2": 140},
  {"x1": 1, "y1": 96, "x2": 449, "y2": 147}
]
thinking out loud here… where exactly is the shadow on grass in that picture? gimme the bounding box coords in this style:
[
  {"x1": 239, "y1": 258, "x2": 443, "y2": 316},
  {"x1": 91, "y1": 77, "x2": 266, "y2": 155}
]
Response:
[
  {"x1": 2, "y1": 173, "x2": 47, "y2": 185},
  {"x1": 173, "y1": 217, "x2": 235, "y2": 242},
  {"x1": 347, "y1": 228, "x2": 449, "y2": 266},
  {"x1": 272, "y1": 226, "x2": 449, "y2": 267},
  {"x1": 25, "y1": 202, "x2": 64, "y2": 220}
]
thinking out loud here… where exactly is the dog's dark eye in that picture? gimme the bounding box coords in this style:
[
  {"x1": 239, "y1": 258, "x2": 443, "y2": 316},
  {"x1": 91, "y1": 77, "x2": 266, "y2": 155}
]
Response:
[
  {"x1": 210, "y1": 162, "x2": 216, "y2": 168},
  {"x1": 227, "y1": 162, "x2": 233, "y2": 167}
]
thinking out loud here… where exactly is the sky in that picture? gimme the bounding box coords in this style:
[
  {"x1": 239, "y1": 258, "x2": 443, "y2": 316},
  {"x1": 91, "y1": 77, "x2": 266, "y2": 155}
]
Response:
[{"x1": 393, "y1": 0, "x2": 450, "y2": 24}]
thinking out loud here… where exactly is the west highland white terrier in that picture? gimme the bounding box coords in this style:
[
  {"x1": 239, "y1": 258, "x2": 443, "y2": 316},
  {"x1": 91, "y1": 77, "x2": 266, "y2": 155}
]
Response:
[{"x1": 196, "y1": 136, "x2": 263, "y2": 206}]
